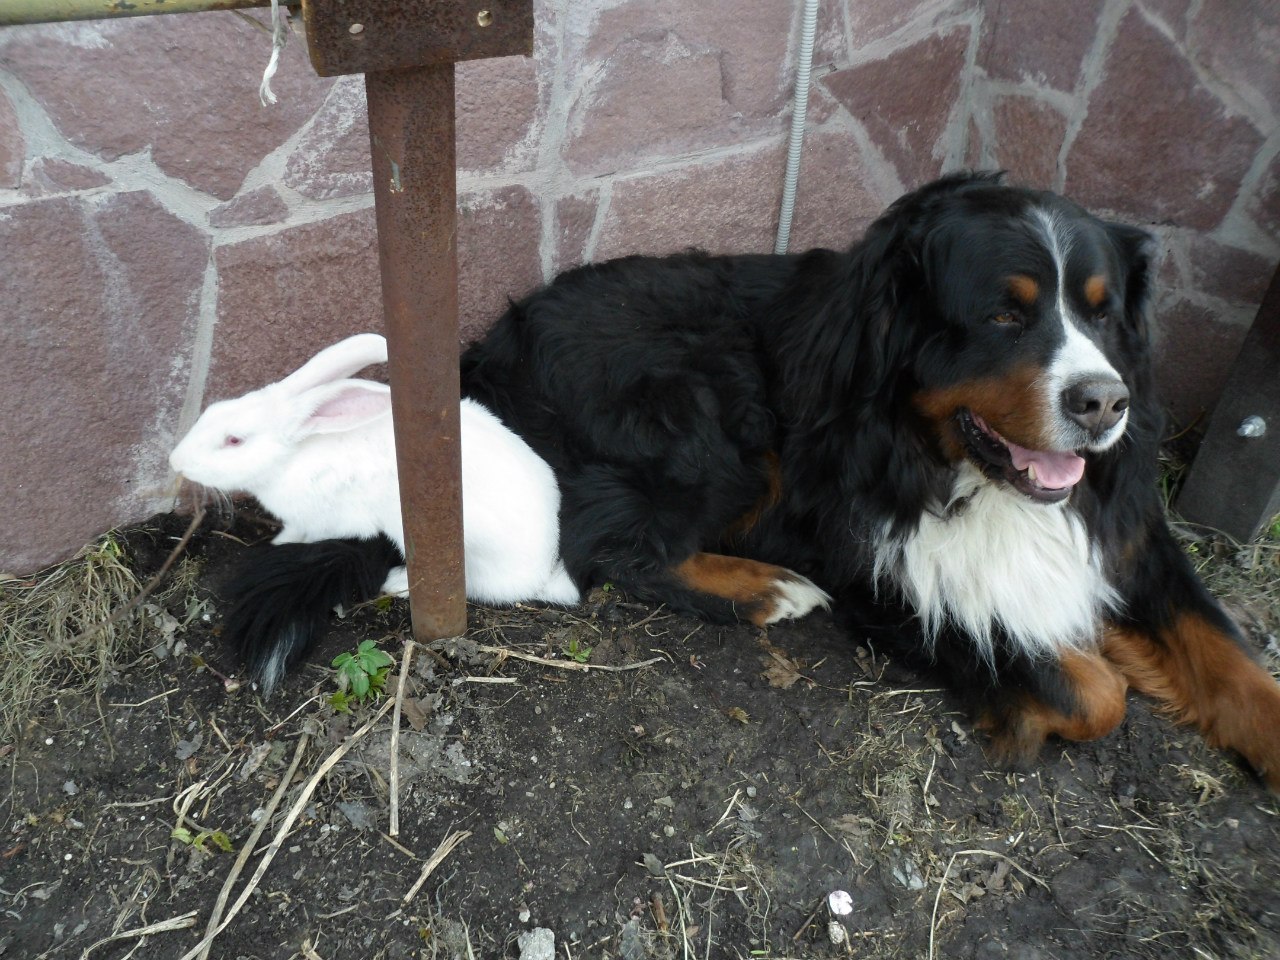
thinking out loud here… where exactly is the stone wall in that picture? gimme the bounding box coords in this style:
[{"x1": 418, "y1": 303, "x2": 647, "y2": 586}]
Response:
[{"x1": 0, "y1": 0, "x2": 1276, "y2": 573}]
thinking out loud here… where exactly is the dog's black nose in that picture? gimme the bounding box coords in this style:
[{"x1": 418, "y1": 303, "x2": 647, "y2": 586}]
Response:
[{"x1": 1063, "y1": 377, "x2": 1129, "y2": 435}]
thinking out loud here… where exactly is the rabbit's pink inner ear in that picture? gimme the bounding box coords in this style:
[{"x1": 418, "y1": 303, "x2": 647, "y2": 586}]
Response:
[{"x1": 300, "y1": 384, "x2": 392, "y2": 435}]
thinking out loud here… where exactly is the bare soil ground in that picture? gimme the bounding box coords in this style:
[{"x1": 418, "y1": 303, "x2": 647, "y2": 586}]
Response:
[{"x1": 3, "y1": 508, "x2": 1279, "y2": 960}]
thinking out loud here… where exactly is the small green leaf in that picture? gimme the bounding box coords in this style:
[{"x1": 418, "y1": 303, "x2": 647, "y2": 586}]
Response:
[
  {"x1": 351, "y1": 671, "x2": 370, "y2": 700},
  {"x1": 493, "y1": 827, "x2": 508, "y2": 844},
  {"x1": 171, "y1": 827, "x2": 195, "y2": 846},
  {"x1": 207, "y1": 830, "x2": 234, "y2": 853}
]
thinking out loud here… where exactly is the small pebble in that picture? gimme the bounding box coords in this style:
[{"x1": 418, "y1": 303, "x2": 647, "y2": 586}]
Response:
[
  {"x1": 663, "y1": 825, "x2": 675, "y2": 837},
  {"x1": 745, "y1": 785, "x2": 757, "y2": 798},
  {"x1": 827, "y1": 920, "x2": 847, "y2": 945}
]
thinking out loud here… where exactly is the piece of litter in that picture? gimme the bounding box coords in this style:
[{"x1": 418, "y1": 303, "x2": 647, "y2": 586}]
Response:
[
  {"x1": 891, "y1": 858, "x2": 926, "y2": 891},
  {"x1": 827, "y1": 889, "x2": 853, "y2": 915}
]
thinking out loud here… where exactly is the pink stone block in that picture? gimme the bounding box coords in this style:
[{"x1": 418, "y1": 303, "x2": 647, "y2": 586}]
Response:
[
  {"x1": 991, "y1": 96, "x2": 1068, "y2": 189},
  {"x1": 283, "y1": 78, "x2": 372, "y2": 202},
  {"x1": 564, "y1": 0, "x2": 793, "y2": 175},
  {"x1": 553, "y1": 191, "x2": 600, "y2": 273},
  {"x1": 458, "y1": 185, "x2": 543, "y2": 342},
  {"x1": 209, "y1": 186, "x2": 289, "y2": 228},
  {"x1": 586, "y1": 0, "x2": 792, "y2": 117},
  {"x1": 1064, "y1": 9, "x2": 1263, "y2": 230},
  {"x1": 0, "y1": 193, "x2": 206, "y2": 573},
  {"x1": 210, "y1": 209, "x2": 383, "y2": 401},
  {"x1": 814, "y1": 0, "x2": 850, "y2": 68},
  {"x1": 1245, "y1": 147, "x2": 1280, "y2": 243},
  {"x1": 822, "y1": 27, "x2": 970, "y2": 188},
  {"x1": 847, "y1": 0, "x2": 974, "y2": 49},
  {"x1": 1186, "y1": 0, "x2": 1280, "y2": 121},
  {"x1": 787, "y1": 131, "x2": 884, "y2": 252},
  {"x1": 0, "y1": 89, "x2": 22, "y2": 189},
  {"x1": 979, "y1": 0, "x2": 1106, "y2": 92},
  {"x1": 1184, "y1": 236, "x2": 1276, "y2": 306},
  {"x1": 457, "y1": 55, "x2": 541, "y2": 175},
  {"x1": 2, "y1": 14, "x2": 331, "y2": 200},
  {"x1": 23, "y1": 158, "x2": 110, "y2": 195},
  {"x1": 1153, "y1": 297, "x2": 1252, "y2": 426},
  {"x1": 564, "y1": 32, "x2": 752, "y2": 176},
  {"x1": 593, "y1": 145, "x2": 786, "y2": 261}
]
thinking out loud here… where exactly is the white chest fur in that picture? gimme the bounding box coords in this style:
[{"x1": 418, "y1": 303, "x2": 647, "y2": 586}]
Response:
[{"x1": 875, "y1": 465, "x2": 1116, "y2": 664}]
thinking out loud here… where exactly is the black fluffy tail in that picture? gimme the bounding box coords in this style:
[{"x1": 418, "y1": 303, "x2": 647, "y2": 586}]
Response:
[{"x1": 220, "y1": 535, "x2": 402, "y2": 696}]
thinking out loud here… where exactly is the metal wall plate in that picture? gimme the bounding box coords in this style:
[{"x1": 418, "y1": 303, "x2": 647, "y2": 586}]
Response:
[{"x1": 301, "y1": 0, "x2": 532, "y2": 76}]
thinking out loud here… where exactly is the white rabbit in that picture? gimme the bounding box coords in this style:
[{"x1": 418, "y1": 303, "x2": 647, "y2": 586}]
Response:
[
  {"x1": 170, "y1": 332, "x2": 579, "y2": 611},
  {"x1": 170, "y1": 333, "x2": 581, "y2": 693}
]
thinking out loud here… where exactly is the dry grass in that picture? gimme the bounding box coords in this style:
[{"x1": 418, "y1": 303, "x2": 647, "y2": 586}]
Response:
[{"x1": 0, "y1": 531, "x2": 203, "y2": 742}]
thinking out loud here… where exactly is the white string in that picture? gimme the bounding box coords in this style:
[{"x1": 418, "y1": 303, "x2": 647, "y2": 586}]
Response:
[{"x1": 258, "y1": 0, "x2": 288, "y2": 107}]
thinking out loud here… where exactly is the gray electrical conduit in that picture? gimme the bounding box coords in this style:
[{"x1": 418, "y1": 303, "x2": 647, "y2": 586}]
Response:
[{"x1": 774, "y1": 0, "x2": 821, "y2": 255}]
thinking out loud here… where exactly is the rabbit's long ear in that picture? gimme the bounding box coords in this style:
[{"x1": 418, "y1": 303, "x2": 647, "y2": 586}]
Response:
[
  {"x1": 288, "y1": 380, "x2": 392, "y2": 438},
  {"x1": 279, "y1": 334, "x2": 389, "y2": 396}
]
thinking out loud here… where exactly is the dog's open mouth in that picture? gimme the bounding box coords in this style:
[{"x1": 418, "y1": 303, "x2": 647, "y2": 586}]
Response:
[{"x1": 958, "y1": 410, "x2": 1084, "y2": 503}]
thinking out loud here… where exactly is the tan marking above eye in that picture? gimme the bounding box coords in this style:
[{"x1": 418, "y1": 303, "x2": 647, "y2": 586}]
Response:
[
  {"x1": 1007, "y1": 274, "x2": 1039, "y2": 306},
  {"x1": 1084, "y1": 274, "x2": 1108, "y2": 310}
]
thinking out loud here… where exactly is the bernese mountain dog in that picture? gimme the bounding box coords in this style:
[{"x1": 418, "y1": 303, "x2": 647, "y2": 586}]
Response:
[{"x1": 460, "y1": 171, "x2": 1280, "y2": 789}]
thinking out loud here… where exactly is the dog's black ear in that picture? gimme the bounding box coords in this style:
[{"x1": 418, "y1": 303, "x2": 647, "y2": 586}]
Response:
[{"x1": 1105, "y1": 221, "x2": 1157, "y2": 336}]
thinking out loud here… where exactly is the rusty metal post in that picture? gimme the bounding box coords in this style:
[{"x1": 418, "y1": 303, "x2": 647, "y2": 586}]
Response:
[{"x1": 366, "y1": 65, "x2": 467, "y2": 640}]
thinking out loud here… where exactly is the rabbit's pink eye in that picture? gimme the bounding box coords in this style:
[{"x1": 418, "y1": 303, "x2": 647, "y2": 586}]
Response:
[{"x1": 224, "y1": 435, "x2": 243, "y2": 447}]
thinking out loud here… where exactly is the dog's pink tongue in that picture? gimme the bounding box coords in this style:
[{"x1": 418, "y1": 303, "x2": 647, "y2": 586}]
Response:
[{"x1": 1006, "y1": 440, "x2": 1085, "y2": 489}]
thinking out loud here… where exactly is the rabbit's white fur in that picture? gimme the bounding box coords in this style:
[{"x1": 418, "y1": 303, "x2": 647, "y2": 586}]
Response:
[{"x1": 169, "y1": 334, "x2": 580, "y2": 606}]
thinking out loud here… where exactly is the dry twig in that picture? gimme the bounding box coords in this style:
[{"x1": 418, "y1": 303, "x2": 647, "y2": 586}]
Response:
[
  {"x1": 79, "y1": 910, "x2": 199, "y2": 959},
  {"x1": 401, "y1": 829, "x2": 473, "y2": 904},
  {"x1": 390, "y1": 637, "x2": 416, "y2": 837},
  {"x1": 471, "y1": 642, "x2": 663, "y2": 674}
]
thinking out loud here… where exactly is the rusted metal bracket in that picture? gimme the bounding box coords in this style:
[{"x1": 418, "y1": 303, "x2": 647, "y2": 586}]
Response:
[
  {"x1": 301, "y1": 0, "x2": 532, "y2": 75},
  {"x1": 1177, "y1": 263, "x2": 1280, "y2": 542}
]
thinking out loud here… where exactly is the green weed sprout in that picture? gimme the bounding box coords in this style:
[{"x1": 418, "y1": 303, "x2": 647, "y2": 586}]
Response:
[{"x1": 330, "y1": 639, "x2": 395, "y2": 710}]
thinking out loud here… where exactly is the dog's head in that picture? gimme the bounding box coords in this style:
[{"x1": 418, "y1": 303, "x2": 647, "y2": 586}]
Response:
[{"x1": 875, "y1": 174, "x2": 1155, "y2": 504}]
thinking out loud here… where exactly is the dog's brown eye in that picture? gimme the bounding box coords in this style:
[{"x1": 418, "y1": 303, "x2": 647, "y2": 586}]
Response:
[{"x1": 991, "y1": 313, "x2": 1019, "y2": 325}]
